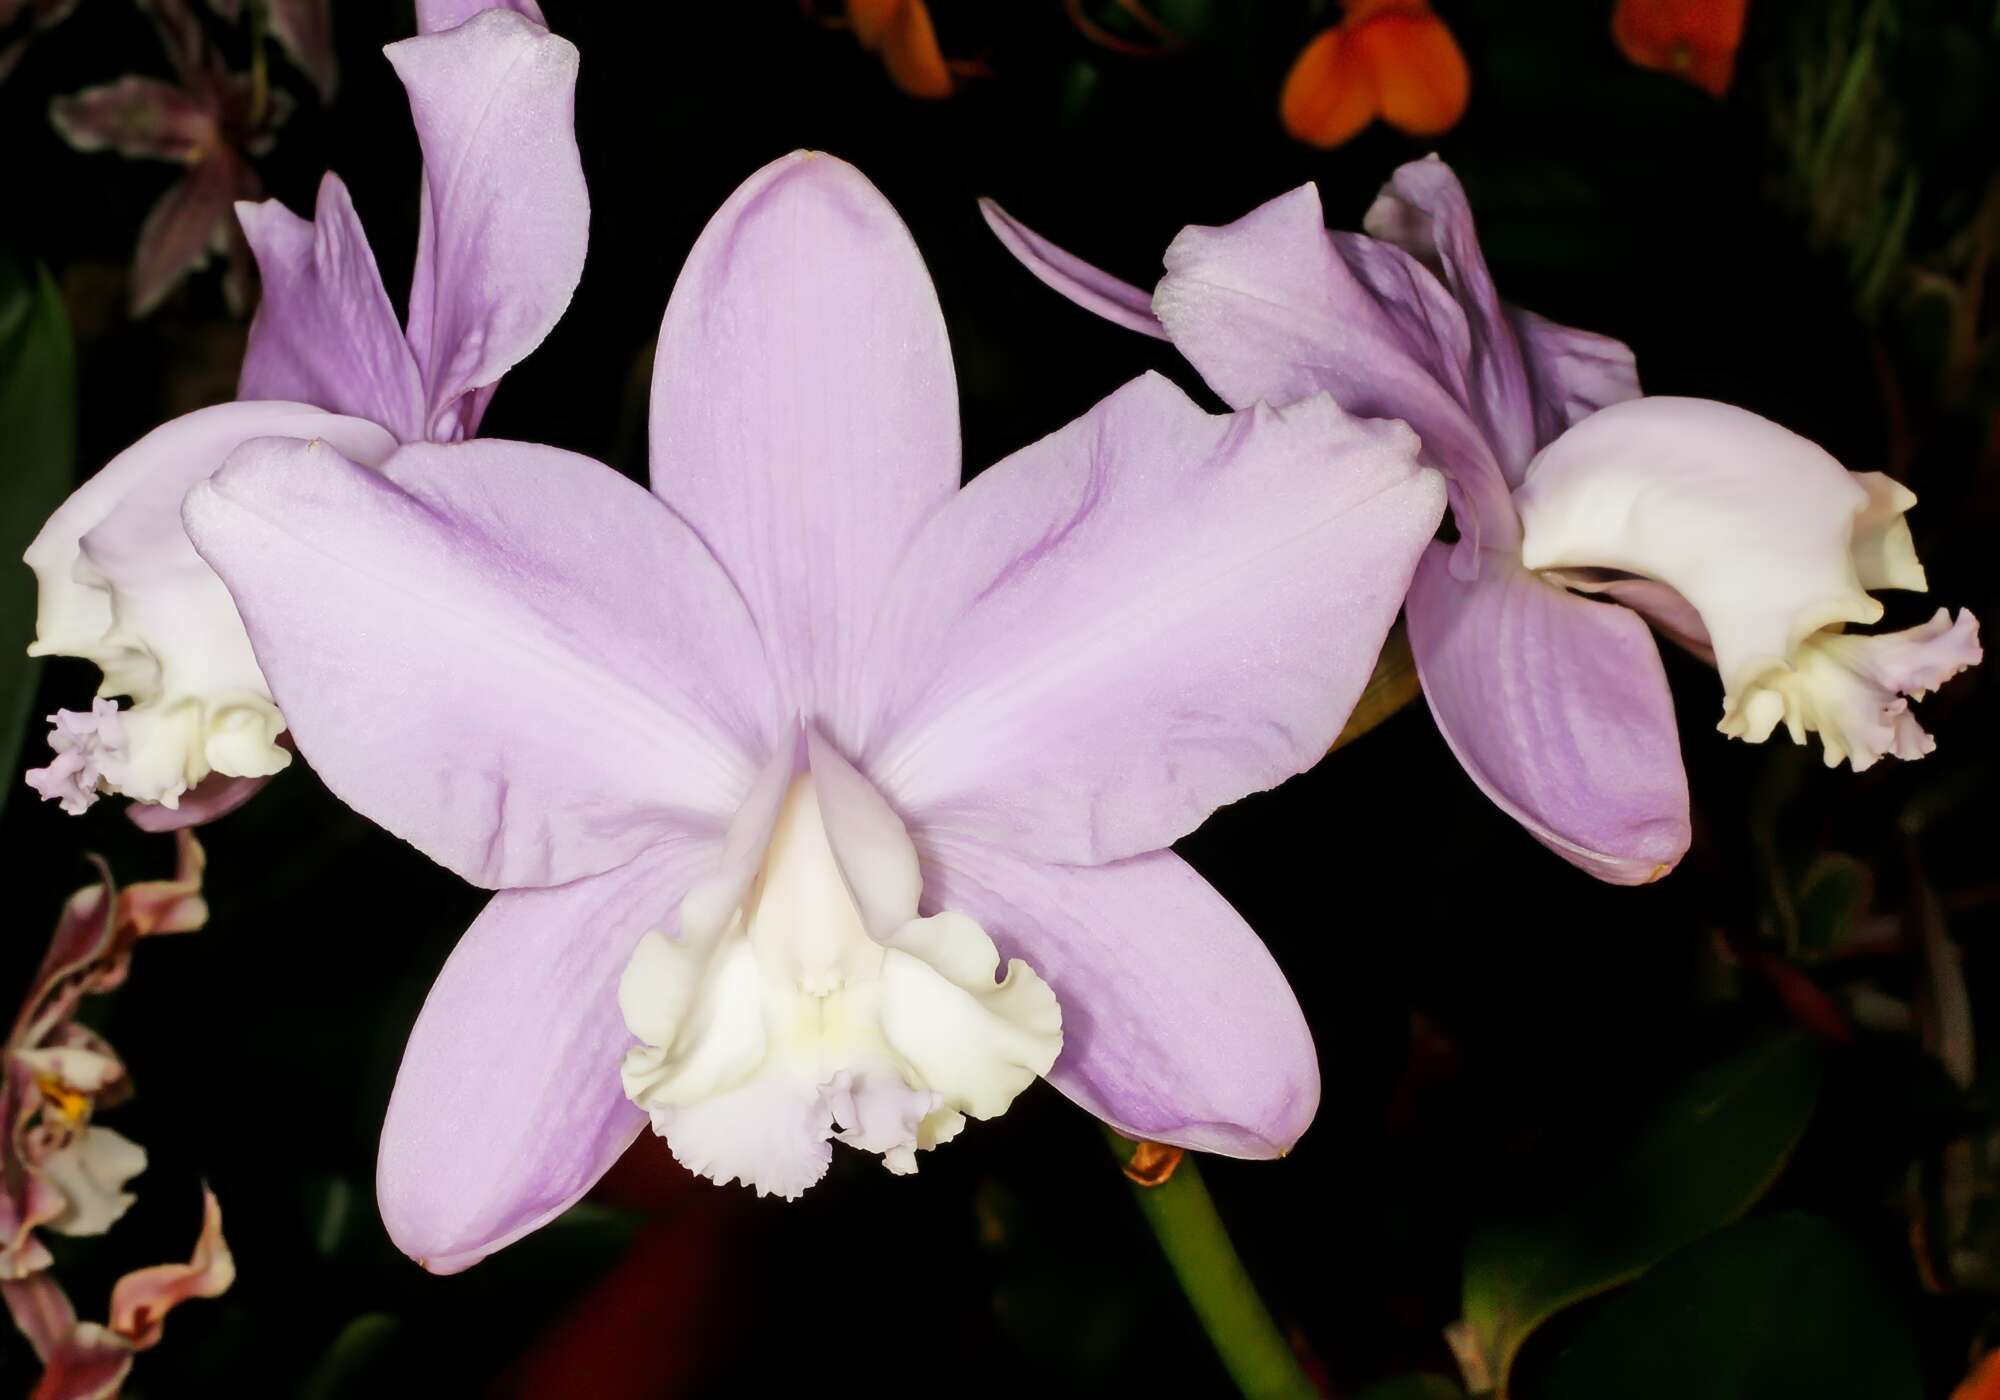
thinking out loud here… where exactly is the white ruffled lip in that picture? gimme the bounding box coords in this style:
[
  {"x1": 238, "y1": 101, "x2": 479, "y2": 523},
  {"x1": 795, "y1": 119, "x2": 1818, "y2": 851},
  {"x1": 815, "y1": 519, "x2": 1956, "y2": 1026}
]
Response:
[
  {"x1": 618, "y1": 762, "x2": 1061, "y2": 1200},
  {"x1": 1516, "y1": 395, "x2": 1981, "y2": 770},
  {"x1": 22, "y1": 403, "x2": 397, "y2": 814}
]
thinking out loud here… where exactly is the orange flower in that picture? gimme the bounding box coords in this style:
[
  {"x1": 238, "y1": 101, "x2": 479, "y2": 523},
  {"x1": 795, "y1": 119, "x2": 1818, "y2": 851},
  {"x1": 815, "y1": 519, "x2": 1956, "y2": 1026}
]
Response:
[
  {"x1": 846, "y1": 0, "x2": 955, "y2": 99},
  {"x1": 1953, "y1": 1349, "x2": 2000, "y2": 1400},
  {"x1": 1280, "y1": 0, "x2": 1469, "y2": 150},
  {"x1": 1612, "y1": 0, "x2": 1748, "y2": 98}
]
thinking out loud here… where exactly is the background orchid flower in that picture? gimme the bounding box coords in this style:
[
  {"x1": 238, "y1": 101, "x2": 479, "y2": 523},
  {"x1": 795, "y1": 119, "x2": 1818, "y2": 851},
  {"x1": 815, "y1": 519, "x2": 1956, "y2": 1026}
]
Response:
[
  {"x1": 982, "y1": 154, "x2": 1980, "y2": 884},
  {"x1": 1, "y1": 1186, "x2": 234, "y2": 1400},
  {"x1": 49, "y1": 0, "x2": 288, "y2": 319},
  {"x1": 22, "y1": 0, "x2": 586, "y2": 829},
  {"x1": 183, "y1": 151, "x2": 1445, "y2": 1271},
  {"x1": 1, "y1": 834, "x2": 207, "y2": 1282}
]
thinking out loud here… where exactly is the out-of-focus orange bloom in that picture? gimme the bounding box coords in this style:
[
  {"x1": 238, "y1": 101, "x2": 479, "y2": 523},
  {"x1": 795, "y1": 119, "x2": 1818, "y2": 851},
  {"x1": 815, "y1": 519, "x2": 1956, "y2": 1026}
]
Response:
[
  {"x1": 1280, "y1": 0, "x2": 1469, "y2": 149},
  {"x1": 846, "y1": 0, "x2": 955, "y2": 99},
  {"x1": 1953, "y1": 1348, "x2": 2000, "y2": 1400},
  {"x1": 1612, "y1": 0, "x2": 1748, "y2": 98}
]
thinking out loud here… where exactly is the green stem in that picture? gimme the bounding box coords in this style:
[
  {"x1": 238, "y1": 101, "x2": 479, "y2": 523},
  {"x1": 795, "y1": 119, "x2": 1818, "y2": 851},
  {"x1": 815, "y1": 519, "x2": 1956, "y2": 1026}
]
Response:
[{"x1": 1107, "y1": 1130, "x2": 1319, "y2": 1399}]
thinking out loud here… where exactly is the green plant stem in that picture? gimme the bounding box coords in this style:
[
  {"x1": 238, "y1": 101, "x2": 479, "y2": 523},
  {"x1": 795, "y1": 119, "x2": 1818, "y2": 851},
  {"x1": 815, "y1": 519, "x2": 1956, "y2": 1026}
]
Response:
[{"x1": 1106, "y1": 1130, "x2": 1318, "y2": 1399}]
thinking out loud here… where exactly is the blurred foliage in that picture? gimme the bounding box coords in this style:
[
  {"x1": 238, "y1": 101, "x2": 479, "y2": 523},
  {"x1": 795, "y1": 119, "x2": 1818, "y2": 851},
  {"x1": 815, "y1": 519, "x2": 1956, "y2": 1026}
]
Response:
[
  {"x1": 1533, "y1": 1213, "x2": 1922, "y2": 1399},
  {"x1": 0, "y1": 0, "x2": 1996, "y2": 1396},
  {"x1": 0, "y1": 245, "x2": 74, "y2": 823},
  {"x1": 1458, "y1": 1033, "x2": 1822, "y2": 1396}
]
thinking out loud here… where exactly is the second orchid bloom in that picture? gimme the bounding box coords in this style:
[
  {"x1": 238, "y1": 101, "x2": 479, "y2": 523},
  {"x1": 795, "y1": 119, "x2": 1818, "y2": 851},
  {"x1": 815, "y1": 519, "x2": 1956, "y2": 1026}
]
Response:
[
  {"x1": 182, "y1": 153, "x2": 1445, "y2": 1269},
  {"x1": 24, "y1": 0, "x2": 586, "y2": 828},
  {"x1": 985, "y1": 154, "x2": 1980, "y2": 884}
]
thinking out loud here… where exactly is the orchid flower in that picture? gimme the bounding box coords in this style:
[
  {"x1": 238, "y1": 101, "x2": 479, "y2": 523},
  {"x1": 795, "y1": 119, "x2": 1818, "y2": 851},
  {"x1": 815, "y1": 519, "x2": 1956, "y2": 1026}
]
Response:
[
  {"x1": 24, "y1": 0, "x2": 585, "y2": 829},
  {"x1": 1280, "y1": 0, "x2": 1470, "y2": 150},
  {"x1": 0, "y1": 839, "x2": 229, "y2": 1398},
  {"x1": 1, "y1": 1187, "x2": 234, "y2": 1400},
  {"x1": 182, "y1": 151, "x2": 1445, "y2": 1270},
  {"x1": 1, "y1": 834, "x2": 207, "y2": 1282},
  {"x1": 983, "y1": 155, "x2": 1980, "y2": 884},
  {"x1": 49, "y1": 0, "x2": 288, "y2": 318}
]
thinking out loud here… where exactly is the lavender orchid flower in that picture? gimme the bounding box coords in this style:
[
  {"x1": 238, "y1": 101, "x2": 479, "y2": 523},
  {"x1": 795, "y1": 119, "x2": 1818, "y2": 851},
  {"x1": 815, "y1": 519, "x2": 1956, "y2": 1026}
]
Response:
[
  {"x1": 23, "y1": 0, "x2": 584, "y2": 829},
  {"x1": 983, "y1": 155, "x2": 1981, "y2": 884},
  {"x1": 182, "y1": 152, "x2": 1446, "y2": 1271}
]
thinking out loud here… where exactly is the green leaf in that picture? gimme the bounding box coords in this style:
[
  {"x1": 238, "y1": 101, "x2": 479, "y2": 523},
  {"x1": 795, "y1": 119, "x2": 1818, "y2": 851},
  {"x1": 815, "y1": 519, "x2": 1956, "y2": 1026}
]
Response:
[
  {"x1": 0, "y1": 245, "x2": 77, "y2": 817},
  {"x1": 298, "y1": 1314, "x2": 405, "y2": 1400},
  {"x1": 1795, "y1": 854, "x2": 1874, "y2": 959},
  {"x1": 1529, "y1": 1214, "x2": 1921, "y2": 1400},
  {"x1": 1459, "y1": 1033, "x2": 1823, "y2": 1396}
]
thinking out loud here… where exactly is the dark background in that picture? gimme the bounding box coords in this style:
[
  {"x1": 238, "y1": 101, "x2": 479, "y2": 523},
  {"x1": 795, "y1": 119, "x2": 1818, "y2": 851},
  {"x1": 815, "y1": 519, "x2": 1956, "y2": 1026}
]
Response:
[{"x1": 3, "y1": 1, "x2": 1997, "y2": 1395}]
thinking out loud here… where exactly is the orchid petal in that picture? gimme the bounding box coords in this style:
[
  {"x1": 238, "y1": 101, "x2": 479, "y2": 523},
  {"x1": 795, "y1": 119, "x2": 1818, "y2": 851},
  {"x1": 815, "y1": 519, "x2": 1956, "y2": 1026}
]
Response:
[
  {"x1": 1521, "y1": 402, "x2": 1979, "y2": 769},
  {"x1": 379, "y1": 838, "x2": 714, "y2": 1273},
  {"x1": 236, "y1": 174, "x2": 428, "y2": 442},
  {"x1": 977, "y1": 199, "x2": 1168, "y2": 339},
  {"x1": 919, "y1": 838, "x2": 1318, "y2": 1156},
  {"x1": 1362, "y1": 155, "x2": 1535, "y2": 480},
  {"x1": 1153, "y1": 181, "x2": 1518, "y2": 561},
  {"x1": 805, "y1": 727, "x2": 920, "y2": 940},
  {"x1": 1508, "y1": 306, "x2": 1642, "y2": 446},
  {"x1": 1556, "y1": 572, "x2": 1715, "y2": 665},
  {"x1": 183, "y1": 436, "x2": 776, "y2": 888},
  {"x1": 1516, "y1": 397, "x2": 1882, "y2": 719},
  {"x1": 129, "y1": 155, "x2": 252, "y2": 319},
  {"x1": 107, "y1": 1186, "x2": 234, "y2": 1349},
  {"x1": 864, "y1": 373, "x2": 1443, "y2": 866},
  {"x1": 415, "y1": 0, "x2": 545, "y2": 33},
  {"x1": 649, "y1": 151, "x2": 961, "y2": 739},
  {"x1": 388, "y1": 8, "x2": 586, "y2": 439},
  {"x1": 1405, "y1": 544, "x2": 1690, "y2": 884},
  {"x1": 39, "y1": 1128, "x2": 146, "y2": 1237},
  {"x1": 25, "y1": 403, "x2": 395, "y2": 809},
  {"x1": 126, "y1": 772, "x2": 268, "y2": 832},
  {"x1": 48, "y1": 76, "x2": 214, "y2": 162}
]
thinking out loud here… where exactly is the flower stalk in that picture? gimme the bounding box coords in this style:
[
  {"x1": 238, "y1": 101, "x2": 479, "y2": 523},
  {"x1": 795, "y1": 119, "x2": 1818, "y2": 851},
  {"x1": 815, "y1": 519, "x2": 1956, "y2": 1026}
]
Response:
[{"x1": 1107, "y1": 1130, "x2": 1318, "y2": 1399}]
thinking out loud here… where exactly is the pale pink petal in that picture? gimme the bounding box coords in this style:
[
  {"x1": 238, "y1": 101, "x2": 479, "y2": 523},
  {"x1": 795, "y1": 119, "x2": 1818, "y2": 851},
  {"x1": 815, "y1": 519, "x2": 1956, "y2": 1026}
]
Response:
[
  {"x1": 389, "y1": 9, "x2": 586, "y2": 438},
  {"x1": 861, "y1": 374, "x2": 1444, "y2": 866},
  {"x1": 184, "y1": 435, "x2": 778, "y2": 888},
  {"x1": 1405, "y1": 544, "x2": 1690, "y2": 884},
  {"x1": 236, "y1": 174, "x2": 428, "y2": 441},
  {"x1": 1558, "y1": 572, "x2": 1715, "y2": 664},
  {"x1": 919, "y1": 837, "x2": 1319, "y2": 1157},
  {"x1": 414, "y1": 0, "x2": 544, "y2": 32},
  {"x1": 649, "y1": 152, "x2": 961, "y2": 737},
  {"x1": 378, "y1": 838, "x2": 714, "y2": 1273},
  {"x1": 1362, "y1": 155, "x2": 1537, "y2": 479},
  {"x1": 1508, "y1": 307, "x2": 1642, "y2": 446},
  {"x1": 1153, "y1": 182, "x2": 1520, "y2": 564},
  {"x1": 126, "y1": 772, "x2": 269, "y2": 831},
  {"x1": 977, "y1": 198, "x2": 1168, "y2": 339}
]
